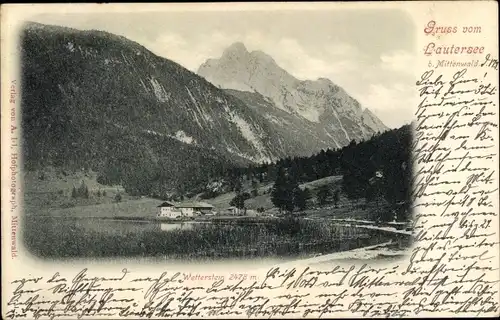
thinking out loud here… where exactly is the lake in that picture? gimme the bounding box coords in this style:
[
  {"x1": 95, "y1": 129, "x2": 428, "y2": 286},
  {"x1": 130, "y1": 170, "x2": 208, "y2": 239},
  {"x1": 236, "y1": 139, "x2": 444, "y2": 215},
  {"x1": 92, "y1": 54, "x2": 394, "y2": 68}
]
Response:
[
  {"x1": 33, "y1": 217, "x2": 199, "y2": 234},
  {"x1": 23, "y1": 216, "x2": 402, "y2": 260}
]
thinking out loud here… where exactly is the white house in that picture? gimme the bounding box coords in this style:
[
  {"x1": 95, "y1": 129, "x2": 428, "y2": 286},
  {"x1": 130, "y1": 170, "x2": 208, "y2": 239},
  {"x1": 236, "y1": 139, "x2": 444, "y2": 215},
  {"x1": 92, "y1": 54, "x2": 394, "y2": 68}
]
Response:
[
  {"x1": 245, "y1": 209, "x2": 258, "y2": 217},
  {"x1": 175, "y1": 202, "x2": 214, "y2": 217},
  {"x1": 225, "y1": 207, "x2": 260, "y2": 216},
  {"x1": 226, "y1": 206, "x2": 241, "y2": 216},
  {"x1": 157, "y1": 201, "x2": 182, "y2": 219},
  {"x1": 156, "y1": 201, "x2": 214, "y2": 219}
]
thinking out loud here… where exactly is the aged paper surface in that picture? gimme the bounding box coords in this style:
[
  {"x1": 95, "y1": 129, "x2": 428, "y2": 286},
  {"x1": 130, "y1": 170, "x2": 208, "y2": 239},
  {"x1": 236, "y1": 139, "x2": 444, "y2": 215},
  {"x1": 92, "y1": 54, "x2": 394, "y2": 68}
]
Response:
[{"x1": 1, "y1": 1, "x2": 499, "y2": 318}]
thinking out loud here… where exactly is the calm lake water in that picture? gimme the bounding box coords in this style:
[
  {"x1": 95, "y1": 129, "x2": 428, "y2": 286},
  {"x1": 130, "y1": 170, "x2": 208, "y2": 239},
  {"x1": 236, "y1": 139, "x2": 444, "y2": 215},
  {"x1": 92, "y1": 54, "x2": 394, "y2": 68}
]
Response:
[
  {"x1": 24, "y1": 216, "x2": 403, "y2": 260},
  {"x1": 47, "y1": 218, "x2": 199, "y2": 234}
]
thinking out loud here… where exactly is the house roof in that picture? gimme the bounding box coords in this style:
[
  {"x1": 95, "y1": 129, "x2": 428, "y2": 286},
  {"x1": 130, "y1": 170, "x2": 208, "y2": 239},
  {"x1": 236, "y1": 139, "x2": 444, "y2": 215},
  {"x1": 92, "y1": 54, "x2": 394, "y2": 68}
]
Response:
[
  {"x1": 157, "y1": 201, "x2": 175, "y2": 207},
  {"x1": 175, "y1": 202, "x2": 214, "y2": 209}
]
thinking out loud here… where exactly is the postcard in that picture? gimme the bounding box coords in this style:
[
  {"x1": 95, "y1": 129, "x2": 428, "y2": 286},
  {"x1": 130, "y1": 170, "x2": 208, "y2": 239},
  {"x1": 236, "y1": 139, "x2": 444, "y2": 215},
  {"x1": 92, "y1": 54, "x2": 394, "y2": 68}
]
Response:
[{"x1": 1, "y1": 1, "x2": 499, "y2": 318}]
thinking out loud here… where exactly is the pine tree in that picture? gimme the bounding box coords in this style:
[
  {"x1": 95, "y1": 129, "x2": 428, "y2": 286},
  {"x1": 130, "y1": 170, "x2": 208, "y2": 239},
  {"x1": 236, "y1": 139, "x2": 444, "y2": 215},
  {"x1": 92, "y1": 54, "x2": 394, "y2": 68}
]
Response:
[
  {"x1": 271, "y1": 167, "x2": 299, "y2": 214},
  {"x1": 71, "y1": 186, "x2": 77, "y2": 198},
  {"x1": 251, "y1": 179, "x2": 259, "y2": 197},
  {"x1": 78, "y1": 180, "x2": 86, "y2": 197},
  {"x1": 333, "y1": 189, "x2": 340, "y2": 208},
  {"x1": 230, "y1": 192, "x2": 250, "y2": 210},
  {"x1": 233, "y1": 178, "x2": 242, "y2": 193},
  {"x1": 316, "y1": 185, "x2": 331, "y2": 206},
  {"x1": 270, "y1": 167, "x2": 287, "y2": 213},
  {"x1": 294, "y1": 187, "x2": 311, "y2": 211}
]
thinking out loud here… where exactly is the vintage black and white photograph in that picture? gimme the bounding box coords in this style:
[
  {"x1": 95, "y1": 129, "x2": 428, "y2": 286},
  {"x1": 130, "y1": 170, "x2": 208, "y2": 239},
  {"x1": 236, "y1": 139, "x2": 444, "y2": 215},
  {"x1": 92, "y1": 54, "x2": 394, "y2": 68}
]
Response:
[{"x1": 20, "y1": 9, "x2": 415, "y2": 262}]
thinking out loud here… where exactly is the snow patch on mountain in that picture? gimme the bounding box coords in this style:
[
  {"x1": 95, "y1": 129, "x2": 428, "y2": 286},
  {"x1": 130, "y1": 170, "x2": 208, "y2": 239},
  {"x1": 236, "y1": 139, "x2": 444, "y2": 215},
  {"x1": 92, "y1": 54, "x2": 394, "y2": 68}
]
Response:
[
  {"x1": 231, "y1": 114, "x2": 266, "y2": 155},
  {"x1": 75, "y1": 45, "x2": 98, "y2": 58},
  {"x1": 325, "y1": 131, "x2": 342, "y2": 149},
  {"x1": 331, "y1": 108, "x2": 351, "y2": 141},
  {"x1": 143, "y1": 128, "x2": 198, "y2": 146},
  {"x1": 138, "y1": 78, "x2": 149, "y2": 93},
  {"x1": 297, "y1": 105, "x2": 321, "y2": 123},
  {"x1": 57, "y1": 83, "x2": 67, "y2": 97},
  {"x1": 264, "y1": 114, "x2": 291, "y2": 126},
  {"x1": 65, "y1": 42, "x2": 75, "y2": 52},
  {"x1": 149, "y1": 77, "x2": 170, "y2": 102},
  {"x1": 174, "y1": 130, "x2": 196, "y2": 145},
  {"x1": 185, "y1": 86, "x2": 204, "y2": 127},
  {"x1": 144, "y1": 129, "x2": 163, "y2": 136},
  {"x1": 185, "y1": 87, "x2": 215, "y2": 127},
  {"x1": 225, "y1": 146, "x2": 272, "y2": 164}
]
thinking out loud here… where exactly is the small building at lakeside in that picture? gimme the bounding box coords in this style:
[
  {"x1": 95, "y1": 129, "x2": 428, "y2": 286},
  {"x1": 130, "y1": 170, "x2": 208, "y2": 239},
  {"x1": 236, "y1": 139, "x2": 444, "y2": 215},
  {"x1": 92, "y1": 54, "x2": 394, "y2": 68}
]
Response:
[
  {"x1": 226, "y1": 206, "x2": 241, "y2": 216},
  {"x1": 245, "y1": 209, "x2": 258, "y2": 217},
  {"x1": 157, "y1": 201, "x2": 182, "y2": 219},
  {"x1": 157, "y1": 201, "x2": 214, "y2": 218},
  {"x1": 175, "y1": 202, "x2": 215, "y2": 217},
  {"x1": 225, "y1": 207, "x2": 259, "y2": 216}
]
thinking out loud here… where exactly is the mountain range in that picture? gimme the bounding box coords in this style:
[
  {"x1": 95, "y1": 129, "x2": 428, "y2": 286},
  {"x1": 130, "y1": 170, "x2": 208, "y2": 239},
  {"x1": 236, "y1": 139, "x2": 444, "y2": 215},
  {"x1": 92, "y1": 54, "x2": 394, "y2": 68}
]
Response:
[
  {"x1": 198, "y1": 42, "x2": 387, "y2": 147},
  {"x1": 21, "y1": 22, "x2": 388, "y2": 195}
]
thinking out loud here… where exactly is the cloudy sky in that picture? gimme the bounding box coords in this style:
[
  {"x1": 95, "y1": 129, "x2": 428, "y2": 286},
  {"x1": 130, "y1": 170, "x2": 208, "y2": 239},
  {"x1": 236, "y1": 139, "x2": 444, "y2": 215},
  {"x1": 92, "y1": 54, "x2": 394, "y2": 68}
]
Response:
[{"x1": 30, "y1": 9, "x2": 416, "y2": 128}]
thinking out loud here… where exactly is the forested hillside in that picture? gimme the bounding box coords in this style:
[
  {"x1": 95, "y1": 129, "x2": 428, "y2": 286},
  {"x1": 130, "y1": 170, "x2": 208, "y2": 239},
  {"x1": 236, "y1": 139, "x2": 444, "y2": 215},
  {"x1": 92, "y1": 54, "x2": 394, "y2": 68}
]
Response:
[
  {"x1": 204, "y1": 124, "x2": 413, "y2": 221},
  {"x1": 21, "y1": 22, "x2": 390, "y2": 201}
]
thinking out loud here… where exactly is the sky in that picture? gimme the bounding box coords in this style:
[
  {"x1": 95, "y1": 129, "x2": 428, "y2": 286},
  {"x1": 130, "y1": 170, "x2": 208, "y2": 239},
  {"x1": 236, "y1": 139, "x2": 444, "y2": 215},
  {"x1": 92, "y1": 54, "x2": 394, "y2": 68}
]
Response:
[{"x1": 30, "y1": 9, "x2": 416, "y2": 128}]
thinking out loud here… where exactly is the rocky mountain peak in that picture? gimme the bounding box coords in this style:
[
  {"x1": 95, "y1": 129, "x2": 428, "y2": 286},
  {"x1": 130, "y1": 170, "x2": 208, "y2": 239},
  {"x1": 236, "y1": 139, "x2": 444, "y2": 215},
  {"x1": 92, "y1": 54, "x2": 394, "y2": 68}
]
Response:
[
  {"x1": 198, "y1": 42, "x2": 388, "y2": 140},
  {"x1": 222, "y1": 42, "x2": 249, "y2": 58},
  {"x1": 249, "y1": 49, "x2": 279, "y2": 65}
]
